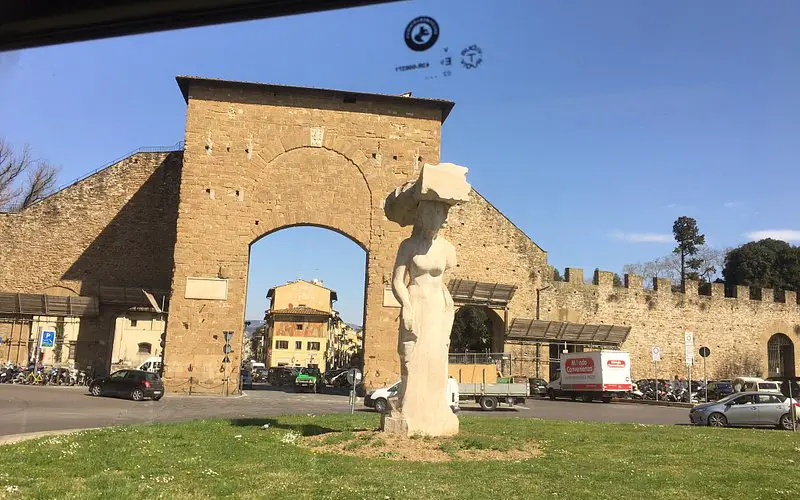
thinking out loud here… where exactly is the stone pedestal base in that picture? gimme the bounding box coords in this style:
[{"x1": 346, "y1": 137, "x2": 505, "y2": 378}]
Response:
[{"x1": 380, "y1": 412, "x2": 408, "y2": 435}]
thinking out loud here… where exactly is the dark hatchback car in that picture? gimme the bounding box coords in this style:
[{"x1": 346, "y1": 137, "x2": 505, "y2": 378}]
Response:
[
  {"x1": 267, "y1": 367, "x2": 297, "y2": 386},
  {"x1": 704, "y1": 381, "x2": 734, "y2": 401},
  {"x1": 529, "y1": 378, "x2": 548, "y2": 397},
  {"x1": 89, "y1": 369, "x2": 164, "y2": 401}
]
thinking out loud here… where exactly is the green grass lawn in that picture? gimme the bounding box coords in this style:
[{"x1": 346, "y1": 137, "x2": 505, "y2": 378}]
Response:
[{"x1": 0, "y1": 414, "x2": 799, "y2": 499}]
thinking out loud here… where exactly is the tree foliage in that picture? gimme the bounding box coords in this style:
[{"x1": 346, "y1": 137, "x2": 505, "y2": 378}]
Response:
[
  {"x1": 672, "y1": 216, "x2": 706, "y2": 288},
  {"x1": 0, "y1": 138, "x2": 59, "y2": 212},
  {"x1": 622, "y1": 247, "x2": 726, "y2": 287},
  {"x1": 722, "y1": 239, "x2": 800, "y2": 291},
  {"x1": 450, "y1": 306, "x2": 493, "y2": 352}
]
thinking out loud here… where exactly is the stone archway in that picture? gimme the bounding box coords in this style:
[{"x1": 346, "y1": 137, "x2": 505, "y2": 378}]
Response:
[
  {"x1": 767, "y1": 333, "x2": 795, "y2": 378},
  {"x1": 450, "y1": 305, "x2": 505, "y2": 353}
]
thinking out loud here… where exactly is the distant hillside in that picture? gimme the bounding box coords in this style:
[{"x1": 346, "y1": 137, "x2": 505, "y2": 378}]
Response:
[{"x1": 347, "y1": 323, "x2": 362, "y2": 332}]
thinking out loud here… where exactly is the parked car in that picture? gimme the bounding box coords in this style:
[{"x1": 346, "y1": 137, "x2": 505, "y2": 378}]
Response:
[
  {"x1": 529, "y1": 377, "x2": 548, "y2": 397},
  {"x1": 766, "y1": 377, "x2": 800, "y2": 399},
  {"x1": 137, "y1": 357, "x2": 162, "y2": 373},
  {"x1": 252, "y1": 366, "x2": 268, "y2": 383},
  {"x1": 267, "y1": 367, "x2": 297, "y2": 386},
  {"x1": 364, "y1": 381, "x2": 401, "y2": 413},
  {"x1": 689, "y1": 391, "x2": 798, "y2": 430},
  {"x1": 704, "y1": 380, "x2": 734, "y2": 401},
  {"x1": 89, "y1": 369, "x2": 164, "y2": 401},
  {"x1": 731, "y1": 377, "x2": 781, "y2": 394},
  {"x1": 322, "y1": 369, "x2": 349, "y2": 387}
]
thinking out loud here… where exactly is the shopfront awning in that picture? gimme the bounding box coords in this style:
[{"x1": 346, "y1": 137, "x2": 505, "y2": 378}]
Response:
[
  {"x1": 447, "y1": 279, "x2": 517, "y2": 309},
  {"x1": 507, "y1": 319, "x2": 631, "y2": 346}
]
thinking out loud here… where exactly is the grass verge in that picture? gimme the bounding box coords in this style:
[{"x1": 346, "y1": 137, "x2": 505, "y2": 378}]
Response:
[{"x1": 0, "y1": 414, "x2": 798, "y2": 499}]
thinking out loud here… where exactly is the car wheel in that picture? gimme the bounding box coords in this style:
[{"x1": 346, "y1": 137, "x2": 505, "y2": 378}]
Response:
[
  {"x1": 547, "y1": 389, "x2": 556, "y2": 401},
  {"x1": 581, "y1": 393, "x2": 593, "y2": 403},
  {"x1": 152, "y1": 394, "x2": 163, "y2": 401},
  {"x1": 601, "y1": 396, "x2": 612, "y2": 404},
  {"x1": 479, "y1": 396, "x2": 498, "y2": 411},
  {"x1": 131, "y1": 389, "x2": 145, "y2": 401},
  {"x1": 707, "y1": 412, "x2": 727, "y2": 427},
  {"x1": 89, "y1": 385, "x2": 102, "y2": 397},
  {"x1": 778, "y1": 413, "x2": 794, "y2": 431},
  {"x1": 374, "y1": 398, "x2": 388, "y2": 414}
]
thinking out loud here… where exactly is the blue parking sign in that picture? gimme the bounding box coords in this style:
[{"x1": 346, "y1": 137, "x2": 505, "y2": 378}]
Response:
[{"x1": 41, "y1": 330, "x2": 55, "y2": 348}]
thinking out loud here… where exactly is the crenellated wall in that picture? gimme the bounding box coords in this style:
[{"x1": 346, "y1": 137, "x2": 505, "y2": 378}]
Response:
[{"x1": 535, "y1": 267, "x2": 800, "y2": 380}]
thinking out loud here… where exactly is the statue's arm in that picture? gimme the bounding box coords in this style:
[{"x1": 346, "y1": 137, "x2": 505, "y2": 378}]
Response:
[{"x1": 392, "y1": 241, "x2": 414, "y2": 331}]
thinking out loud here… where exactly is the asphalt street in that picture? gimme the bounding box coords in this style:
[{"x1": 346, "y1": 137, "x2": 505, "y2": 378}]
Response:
[{"x1": 0, "y1": 384, "x2": 689, "y2": 437}]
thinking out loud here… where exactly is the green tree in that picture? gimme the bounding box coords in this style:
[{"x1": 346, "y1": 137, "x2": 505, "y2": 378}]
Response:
[
  {"x1": 450, "y1": 306, "x2": 492, "y2": 352},
  {"x1": 612, "y1": 273, "x2": 623, "y2": 287},
  {"x1": 672, "y1": 216, "x2": 705, "y2": 289},
  {"x1": 552, "y1": 268, "x2": 564, "y2": 282},
  {"x1": 722, "y1": 239, "x2": 800, "y2": 291}
]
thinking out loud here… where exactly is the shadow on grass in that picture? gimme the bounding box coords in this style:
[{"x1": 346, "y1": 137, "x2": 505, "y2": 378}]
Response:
[{"x1": 229, "y1": 418, "x2": 372, "y2": 436}]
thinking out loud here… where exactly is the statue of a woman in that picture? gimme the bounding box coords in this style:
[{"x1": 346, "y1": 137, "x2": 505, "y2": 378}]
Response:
[{"x1": 383, "y1": 163, "x2": 470, "y2": 437}]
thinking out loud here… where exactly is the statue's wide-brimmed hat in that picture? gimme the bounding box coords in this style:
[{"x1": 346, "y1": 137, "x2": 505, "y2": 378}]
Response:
[{"x1": 384, "y1": 163, "x2": 471, "y2": 227}]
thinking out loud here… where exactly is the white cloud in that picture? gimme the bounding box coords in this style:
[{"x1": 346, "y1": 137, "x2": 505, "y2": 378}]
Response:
[
  {"x1": 611, "y1": 230, "x2": 673, "y2": 243},
  {"x1": 723, "y1": 201, "x2": 742, "y2": 209},
  {"x1": 744, "y1": 229, "x2": 800, "y2": 243}
]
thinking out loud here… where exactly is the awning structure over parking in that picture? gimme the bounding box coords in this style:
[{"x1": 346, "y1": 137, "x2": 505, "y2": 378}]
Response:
[
  {"x1": 447, "y1": 279, "x2": 517, "y2": 309},
  {"x1": 0, "y1": 292, "x2": 99, "y2": 317},
  {"x1": 507, "y1": 319, "x2": 631, "y2": 347}
]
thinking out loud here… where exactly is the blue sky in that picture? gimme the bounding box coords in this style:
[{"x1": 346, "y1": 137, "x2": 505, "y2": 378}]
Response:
[{"x1": 1, "y1": 1, "x2": 798, "y2": 324}]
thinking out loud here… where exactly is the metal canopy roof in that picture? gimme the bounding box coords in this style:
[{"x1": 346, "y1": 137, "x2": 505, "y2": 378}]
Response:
[
  {"x1": 507, "y1": 319, "x2": 631, "y2": 346},
  {"x1": 447, "y1": 280, "x2": 517, "y2": 308},
  {"x1": 0, "y1": 292, "x2": 99, "y2": 317}
]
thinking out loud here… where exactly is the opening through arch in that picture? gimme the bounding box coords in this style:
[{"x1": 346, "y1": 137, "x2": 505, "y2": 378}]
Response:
[
  {"x1": 244, "y1": 225, "x2": 368, "y2": 381},
  {"x1": 767, "y1": 333, "x2": 795, "y2": 378}
]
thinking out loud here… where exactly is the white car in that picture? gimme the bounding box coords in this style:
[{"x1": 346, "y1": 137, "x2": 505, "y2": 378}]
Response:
[
  {"x1": 732, "y1": 377, "x2": 781, "y2": 394},
  {"x1": 364, "y1": 380, "x2": 459, "y2": 413}
]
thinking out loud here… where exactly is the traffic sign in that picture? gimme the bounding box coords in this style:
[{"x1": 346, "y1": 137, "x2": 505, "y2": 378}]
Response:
[
  {"x1": 699, "y1": 346, "x2": 711, "y2": 358},
  {"x1": 651, "y1": 346, "x2": 661, "y2": 362},
  {"x1": 346, "y1": 368, "x2": 362, "y2": 385},
  {"x1": 41, "y1": 330, "x2": 55, "y2": 349},
  {"x1": 223, "y1": 331, "x2": 233, "y2": 343},
  {"x1": 223, "y1": 355, "x2": 230, "y2": 364},
  {"x1": 684, "y1": 331, "x2": 695, "y2": 366},
  {"x1": 223, "y1": 344, "x2": 233, "y2": 354}
]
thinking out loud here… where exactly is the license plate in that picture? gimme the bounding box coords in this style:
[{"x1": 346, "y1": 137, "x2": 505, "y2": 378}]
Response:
[{"x1": 153, "y1": 391, "x2": 162, "y2": 394}]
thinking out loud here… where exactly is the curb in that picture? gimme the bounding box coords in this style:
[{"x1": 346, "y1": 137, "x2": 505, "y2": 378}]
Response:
[
  {"x1": 0, "y1": 427, "x2": 101, "y2": 446},
  {"x1": 612, "y1": 398, "x2": 694, "y2": 409}
]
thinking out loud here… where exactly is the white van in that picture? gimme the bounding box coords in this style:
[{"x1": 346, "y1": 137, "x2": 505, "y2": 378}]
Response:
[
  {"x1": 364, "y1": 380, "x2": 459, "y2": 414},
  {"x1": 138, "y1": 357, "x2": 162, "y2": 373},
  {"x1": 732, "y1": 376, "x2": 781, "y2": 394}
]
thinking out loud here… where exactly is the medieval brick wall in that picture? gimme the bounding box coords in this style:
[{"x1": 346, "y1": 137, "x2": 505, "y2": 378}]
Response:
[{"x1": 533, "y1": 268, "x2": 800, "y2": 380}]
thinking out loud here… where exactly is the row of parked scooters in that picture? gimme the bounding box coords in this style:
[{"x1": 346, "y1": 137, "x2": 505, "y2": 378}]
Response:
[
  {"x1": 0, "y1": 362, "x2": 95, "y2": 386},
  {"x1": 628, "y1": 379, "x2": 705, "y2": 403}
]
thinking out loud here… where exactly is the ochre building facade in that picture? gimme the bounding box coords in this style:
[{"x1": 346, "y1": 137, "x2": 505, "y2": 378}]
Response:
[{"x1": 0, "y1": 76, "x2": 796, "y2": 393}]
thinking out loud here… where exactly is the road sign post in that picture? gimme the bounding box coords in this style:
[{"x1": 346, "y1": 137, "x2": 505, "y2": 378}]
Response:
[
  {"x1": 651, "y1": 346, "x2": 661, "y2": 402},
  {"x1": 684, "y1": 332, "x2": 695, "y2": 403},
  {"x1": 222, "y1": 331, "x2": 234, "y2": 396},
  {"x1": 698, "y1": 346, "x2": 711, "y2": 402},
  {"x1": 347, "y1": 368, "x2": 362, "y2": 414}
]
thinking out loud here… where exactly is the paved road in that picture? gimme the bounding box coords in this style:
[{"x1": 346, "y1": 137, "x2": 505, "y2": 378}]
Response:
[{"x1": 0, "y1": 384, "x2": 689, "y2": 436}]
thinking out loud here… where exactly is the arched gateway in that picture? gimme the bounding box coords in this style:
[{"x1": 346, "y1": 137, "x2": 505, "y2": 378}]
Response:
[{"x1": 163, "y1": 77, "x2": 547, "y2": 393}]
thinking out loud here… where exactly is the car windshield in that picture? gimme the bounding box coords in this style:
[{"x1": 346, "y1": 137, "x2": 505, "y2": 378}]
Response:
[
  {"x1": 759, "y1": 383, "x2": 778, "y2": 390},
  {"x1": 299, "y1": 368, "x2": 318, "y2": 375},
  {"x1": 715, "y1": 393, "x2": 741, "y2": 404}
]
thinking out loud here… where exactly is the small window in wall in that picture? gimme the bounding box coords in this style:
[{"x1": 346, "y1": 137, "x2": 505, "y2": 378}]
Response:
[
  {"x1": 138, "y1": 342, "x2": 152, "y2": 354},
  {"x1": 275, "y1": 340, "x2": 289, "y2": 349},
  {"x1": 277, "y1": 363, "x2": 288, "y2": 367},
  {"x1": 130, "y1": 319, "x2": 138, "y2": 327},
  {"x1": 308, "y1": 341, "x2": 321, "y2": 351},
  {"x1": 295, "y1": 341, "x2": 302, "y2": 349},
  {"x1": 296, "y1": 324, "x2": 304, "y2": 331}
]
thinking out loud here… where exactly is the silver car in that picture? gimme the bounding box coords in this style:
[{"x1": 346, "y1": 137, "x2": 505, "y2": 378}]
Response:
[{"x1": 690, "y1": 391, "x2": 798, "y2": 430}]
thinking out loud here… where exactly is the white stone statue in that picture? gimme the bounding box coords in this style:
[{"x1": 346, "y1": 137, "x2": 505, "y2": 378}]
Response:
[{"x1": 382, "y1": 163, "x2": 470, "y2": 437}]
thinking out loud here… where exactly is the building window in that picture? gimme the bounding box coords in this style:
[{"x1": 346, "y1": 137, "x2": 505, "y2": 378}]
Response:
[
  {"x1": 295, "y1": 324, "x2": 304, "y2": 331},
  {"x1": 275, "y1": 340, "x2": 289, "y2": 349},
  {"x1": 68, "y1": 341, "x2": 76, "y2": 360},
  {"x1": 308, "y1": 342, "x2": 321, "y2": 351},
  {"x1": 138, "y1": 342, "x2": 152, "y2": 354},
  {"x1": 295, "y1": 341, "x2": 302, "y2": 349},
  {"x1": 130, "y1": 319, "x2": 138, "y2": 327}
]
